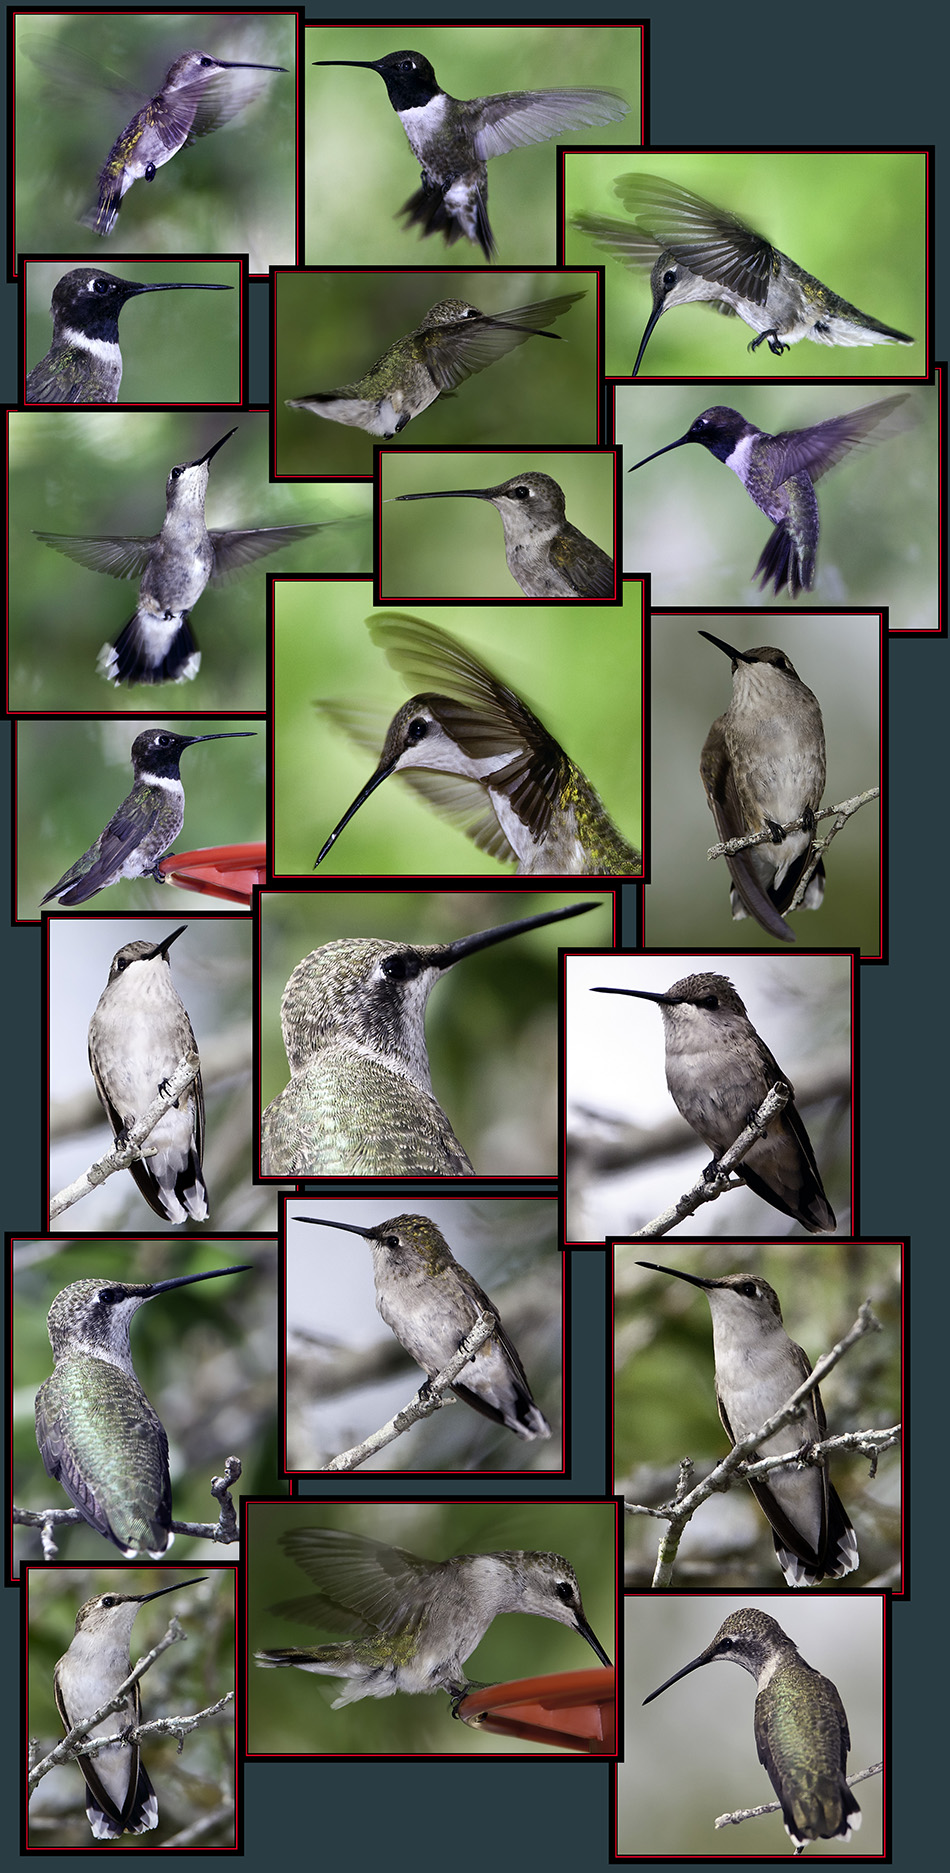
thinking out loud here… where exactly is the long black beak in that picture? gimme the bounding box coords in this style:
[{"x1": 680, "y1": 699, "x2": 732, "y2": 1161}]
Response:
[
  {"x1": 698, "y1": 629, "x2": 746, "y2": 664},
  {"x1": 396, "y1": 488, "x2": 495, "y2": 503},
  {"x1": 135, "y1": 1575, "x2": 208, "y2": 1604},
  {"x1": 294, "y1": 1216, "x2": 375, "y2": 1237},
  {"x1": 591, "y1": 985, "x2": 677, "y2": 1005},
  {"x1": 627, "y1": 432, "x2": 693, "y2": 473},
  {"x1": 314, "y1": 759, "x2": 398, "y2": 868},
  {"x1": 139, "y1": 924, "x2": 188, "y2": 963},
  {"x1": 140, "y1": 1264, "x2": 252, "y2": 1299},
  {"x1": 631, "y1": 301, "x2": 665, "y2": 377},
  {"x1": 191, "y1": 428, "x2": 238, "y2": 468},
  {"x1": 436, "y1": 902, "x2": 599, "y2": 968},
  {"x1": 643, "y1": 1649, "x2": 710, "y2": 1705},
  {"x1": 635, "y1": 1261, "x2": 717, "y2": 1291}
]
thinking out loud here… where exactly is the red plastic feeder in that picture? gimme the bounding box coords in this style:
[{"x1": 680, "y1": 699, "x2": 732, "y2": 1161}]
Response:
[
  {"x1": 158, "y1": 842, "x2": 266, "y2": 907},
  {"x1": 454, "y1": 1667, "x2": 615, "y2": 1753}
]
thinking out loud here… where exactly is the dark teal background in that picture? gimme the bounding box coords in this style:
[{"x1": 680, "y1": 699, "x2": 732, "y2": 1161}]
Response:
[{"x1": 4, "y1": 0, "x2": 944, "y2": 1866}]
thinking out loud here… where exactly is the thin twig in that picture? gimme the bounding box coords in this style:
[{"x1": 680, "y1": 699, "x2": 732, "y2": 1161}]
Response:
[
  {"x1": 321, "y1": 1313, "x2": 498, "y2": 1472},
  {"x1": 49, "y1": 1052, "x2": 200, "y2": 1218},
  {"x1": 624, "y1": 1083, "x2": 790, "y2": 1238}
]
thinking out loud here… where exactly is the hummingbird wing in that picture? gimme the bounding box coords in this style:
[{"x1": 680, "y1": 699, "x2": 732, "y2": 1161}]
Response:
[
  {"x1": 273, "y1": 1529, "x2": 434, "y2": 1637},
  {"x1": 207, "y1": 522, "x2": 355, "y2": 582},
  {"x1": 766, "y1": 395, "x2": 912, "y2": 485},
  {"x1": 716, "y1": 1353, "x2": 834, "y2": 1580},
  {"x1": 610, "y1": 174, "x2": 775, "y2": 304},
  {"x1": 422, "y1": 293, "x2": 585, "y2": 391},
  {"x1": 54, "y1": 1664, "x2": 153, "y2": 1838},
  {"x1": 34, "y1": 532, "x2": 159, "y2": 581},
  {"x1": 700, "y1": 718, "x2": 799, "y2": 943},
  {"x1": 473, "y1": 87, "x2": 628, "y2": 160},
  {"x1": 35, "y1": 1365, "x2": 172, "y2": 1551}
]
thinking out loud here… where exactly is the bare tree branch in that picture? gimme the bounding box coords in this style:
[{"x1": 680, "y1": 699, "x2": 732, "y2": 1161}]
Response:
[
  {"x1": 623, "y1": 1083, "x2": 791, "y2": 1239},
  {"x1": 49, "y1": 1052, "x2": 200, "y2": 1219},
  {"x1": 714, "y1": 1761, "x2": 883, "y2": 1837},
  {"x1": 15, "y1": 1459, "x2": 242, "y2": 1561},
  {"x1": 29, "y1": 1616, "x2": 187, "y2": 1790},
  {"x1": 320, "y1": 1313, "x2": 498, "y2": 1472}
]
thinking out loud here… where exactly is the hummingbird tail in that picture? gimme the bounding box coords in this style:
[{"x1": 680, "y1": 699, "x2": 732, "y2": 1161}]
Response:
[
  {"x1": 98, "y1": 613, "x2": 201, "y2": 685},
  {"x1": 399, "y1": 180, "x2": 495, "y2": 261},
  {"x1": 754, "y1": 522, "x2": 814, "y2": 598}
]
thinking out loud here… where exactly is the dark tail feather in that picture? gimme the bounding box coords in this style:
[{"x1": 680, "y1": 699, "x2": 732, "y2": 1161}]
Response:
[
  {"x1": 755, "y1": 522, "x2": 813, "y2": 597},
  {"x1": 98, "y1": 613, "x2": 201, "y2": 686},
  {"x1": 399, "y1": 181, "x2": 495, "y2": 261}
]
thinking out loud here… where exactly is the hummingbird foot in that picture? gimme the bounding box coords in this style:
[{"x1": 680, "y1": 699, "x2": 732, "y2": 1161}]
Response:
[
  {"x1": 449, "y1": 1678, "x2": 495, "y2": 1718},
  {"x1": 747, "y1": 328, "x2": 789, "y2": 357},
  {"x1": 766, "y1": 818, "x2": 785, "y2": 843},
  {"x1": 801, "y1": 805, "x2": 816, "y2": 833}
]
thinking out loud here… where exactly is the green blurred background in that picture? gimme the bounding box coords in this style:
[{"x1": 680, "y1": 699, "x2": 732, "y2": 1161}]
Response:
[
  {"x1": 17, "y1": 715, "x2": 262, "y2": 921},
  {"x1": 380, "y1": 451, "x2": 616, "y2": 599},
  {"x1": 259, "y1": 889, "x2": 614, "y2": 1179},
  {"x1": 14, "y1": 13, "x2": 296, "y2": 270},
  {"x1": 273, "y1": 586, "x2": 642, "y2": 877},
  {"x1": 565, "y1": 150, "x2": 926, "y2": 380},
  {"x1": 619, "y1": 382, "x2": 938, "y2": 624},
  {"x1": 13, "y1": 1241, "x2": 278, "y2": 1571},
  {"x1": 645, "y1": 613, "x2": 882, "y2": 953},
  {"x1": 274, "y1": 269, "x2": 599, "y2": 473},
  {"x1": 25, "y1": 259, "x2": 242, "y2": 406},
  {"x1": 618, "y1": 1244, "x2": 901, "y2": 1590},
  {"x1": 9, "y1": 412, "x2": 371, "y2": 713},
  {"x1": 28, "y1": 1566, "x2": 236, "y2": 1846},
  {"x1": 247, "y1": 1499, "x2": 616, "y2": 1754},
  {"x1": 305, "y1": 24, "x2": 641, "y2": 265}
]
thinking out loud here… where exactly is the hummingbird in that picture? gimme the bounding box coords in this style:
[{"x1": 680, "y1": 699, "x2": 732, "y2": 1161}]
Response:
[
  {"x1": 87, "y1": 924, "x2": 208, "y2": 1225},
  {"x1": 40, "y1": 726, "x2": 254, "y2": 908},
  {"x1": 627, "y1": 395, "x2": 910, "y2": 597},
  {"x1": 255, "y1": 1526, "x2": 611, "y2": 1702},
  {"x1": 34, "y1": 427, "x2": 348, "y2": 685},
  {"x1": 636, "y1": 1263, "x2": 859, "y2": 1585},
  {"x1": 87, "y1": 49, "x2": 288, "y2": 234},
  {"x1": 34, "y1": 1263, "x2": 251, "y2": 1554},
  {"x1": 285, "y1": 291, "x2": 585, "y2": 438},
  {"x1": 643, "y1": 1607, "x2": 862, "y2": 1852},
  {"x1": 295, "y1": 1212, "x2": 551, "y2": 1439},
  {"x1": 572, "y1": 172, "x2": 914, "y2": 375},
  {"x1": 313, "y1": 50, "x2": 627, "y2": 260},
  {"x1": 590, "y1": 973, "x2": 837, "y2": 1233},
  {"x1": 25, "y1": 267, "x2": 232, "y2": 404},
  {"x1": 261, "y1": 899, "x2": 597, "y2": 1177},
  {"x1": 313, "y1": 612, "x2": 640, "y2": 875},
  {"x1": 52, "y1": 1575, "x2": 206, "y2": 1838},
  {"x1": 395, "y1": 471, "x2": 615, "y2": 597},
  {"x1": 699, "y1": 630, "x2": 826, "y2": 944}
]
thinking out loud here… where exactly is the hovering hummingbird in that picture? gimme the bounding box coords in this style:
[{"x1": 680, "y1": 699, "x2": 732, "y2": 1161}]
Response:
[
  {"x1": 313, "y1": 612, "x2": 640, "y2": 874},
  {"x1": 643, "y1": 1607, "x2": 862, "y2": 1852},
  {"x1": 87, "y1": 924, "x2": 208, "y2": 1224},
  {"x1": 52, "y1": 1575, "x2": 206, "y2": 1838},
  {"x1": 34, "y1": 1263, "x2": 251, "y2": 1554},
  {"x1": 637, "y1": 1262, "x2": 859, "y2": 1585},
  {"x1": 255, "y1": 1526, "x2": 611, "y2": 1702},
  {"x1": 285, "y1": 291, "x2": 584, "y2": 438},
  {"x1": 25, "y1": 267, "x2": 232, "y2": 404},
  {"x1": 296, "y1": 1212, "x2": 551, "y2": 1439},
  {"x1": 261, "y1": 900, "x2": 597, "y2": 1177},
  {"x1": 395, "y1": 471, "x2": 615, "y2": 597},
  {"x1": 591, "y1": 972, "x2": 837, "y2": 1233},
  {"x1": 313, "y1": 50, "x2": 627, "y2": 260},
  {"x1": 40, "y1": 726, "x2": 254, "y2": 908},
  {"x1": 699, "y1": 630, "x2": 827, "y2": 944},
  {"x1": 572, "y1": 172, "x2": 914, "y2": 375},
  {"x1": 34, "y1": 427, "x2": 350, "y2": 685},
  {"x1": 85, "y1": 49, "x2": 288, "y2": 234},
  {"x1": 627, "y1": 395, "x2": 910, "y2": 597}
]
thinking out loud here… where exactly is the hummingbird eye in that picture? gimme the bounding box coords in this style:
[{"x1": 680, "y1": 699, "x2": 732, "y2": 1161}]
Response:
[
  {"x1": 405, "y1": 718, "x2": 429, "y2": 745},
  {"x1": 100, "y1": 1594, "x2": 121, "y2": 1607},
  {"x1": 97, "y1": 1286, "x2": 123, "y2": 1304},
  {"x1": 381, "y1": 952, "x2": 421, "y2": 981},
  {"x1": 554, "y1": 1580, "x2": 576, "y2": 1606},
  {"x1": 170, "y1": 465, "x2": 185, "y2": 480},
  {"x1": 154, "y1": 733, "x2": 176, "y2": 748},
  {"x1": 91, "y1": 278, "x2": 112, "y2": 296},
  {"x1": 698, "y1": 993, "x2": 719, "y2": 1009},
  {"x1": 737, "y1": 1280, "x2": 757, "y2": 1298},
  {"x1": 383, "y1": 1235, "x2": 401, "y2": 1250},
  {"x1": 509, "y1": 485, "x2": 532, "y2": 501},
  {"x1": 662, "y1": 269, "x2": 677, "y2": 288}
]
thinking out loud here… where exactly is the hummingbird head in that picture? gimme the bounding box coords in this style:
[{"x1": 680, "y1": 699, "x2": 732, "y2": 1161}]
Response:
[
  {"x1": 644, "y1": 1607, "x2": 793, "y2": 1705},
  {"x1": 636, "y1": 1262, "x2": 785, "y2": 1326},
  {"x1": 162, "y1": 51, "x2": 288, "y2": 91},
  {"x1": 296, "y1": 1211, "x2": 454, "y2": 1277},
  {"x1": 501, "y1": 1552, "x2": 612, "y2": 1666},
  {"x1": 315, "y1": 50, "x2": 440, "y2": 111},
  {"x1": 593, "y1": 971, "x2": 747, "y2": 1019},
  {"x1": 628, "y1": 406, "x2": 751, "y2": 472},
  {"x1": 129, "y1": 724, "x2": 254, "y2": 781},
  {"x1": 163, "y1": 427, "x2": 236, "y2": 505},
  {"x1": 73, "y1": 1575, "x2": 207, "y2": 1633},
  {"x1": 699, "y1": 629, "x2": 804, "y2": 685},
  {"x1": 278, "y1": 904, "x2": 596, "y2": 1075},
  {"x1": 398, "y1": 472, "x2": 567, "y2": 530},
  {"x1": 104, "y1": 924, "x2": 187, "y2": 983},
  {"x1": 44, "y1": 1265, "x2": 250, "y2": 1361}
]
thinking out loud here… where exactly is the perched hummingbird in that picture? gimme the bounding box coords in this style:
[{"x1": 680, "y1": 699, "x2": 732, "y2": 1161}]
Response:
[
  {"x1": 296, "y1": 1212, "x2": 551, "y2": 1439},
  {"x1": 591, "y1": 973, "x2": 837, "y2": 1233},
  {"x1": 255, "y1": 1527, "x2": 610, "y2": 1701},
  {"x1": 34, "y1": 427, "x2": 346, "y2": 685},
  {"x1": 87, "y1": 924, "x2": 208, "y2": 1224},
  {"x1": 643, "y1": 1608, "x2": 861, "y2": 1852},
  {"x1": 314, "y1": 613, "x2": 640, "y2": 875},
  {"x1": 87, "y1": 49, "x2": 288, "y2": 234},
  {"x1": 699, "y1": 630, "x2": 826, "y2": 944},
  {"x1": 261, "y1": 900, "x2": 596, "y2": 1176},
  {"x1": 34, "y1": 1263, "x2": 251, "y2": 1554},
  {"x1": 285, "y1": 291, "x2": 584, "y2": 438},
  {"x1": 25, "y1": 268, "x2": 232, "y2": 404},
  {"x1": 637, "y1": 1263, "x2": 859, "y2": 1585},
  {"x1": 40, "y1": 726, "x2": 254, "y2": 908},
  {"x1": 627, "y1": 395, "x2": 910, "y2": 597},
  {"x1": 395, "y1": 471, "x2": 615, "y2": 597},
  {"x1": 572, "y1": 172, "x2": 914, "y2": 375},
  {"x1": 313, "y1": 50, "x2": 627, "y2": 260},
  {"x1": 52, "y1": 1575, "x2": 206, "y2": 1838}
]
